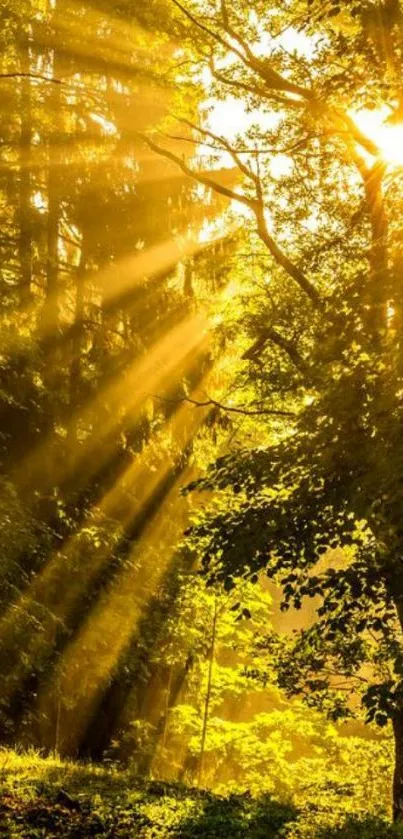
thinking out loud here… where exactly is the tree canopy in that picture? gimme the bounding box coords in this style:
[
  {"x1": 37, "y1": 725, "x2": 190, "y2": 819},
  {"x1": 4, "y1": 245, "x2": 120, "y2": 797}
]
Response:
[
  {"x1": 2, "y1": 0, "x2": 403, "y2": 833},
  {"x1": 138, "y1": 0, "x2": 403, "y2": 821}
]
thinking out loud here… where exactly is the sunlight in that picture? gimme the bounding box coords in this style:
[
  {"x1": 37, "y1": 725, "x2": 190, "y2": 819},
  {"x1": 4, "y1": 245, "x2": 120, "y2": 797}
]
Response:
[
  {"x1": 31, "y1": 190, "x2": 47, "y2": 212},
  {"x1": 36, "y1": 453, "x2": 204, "y2": 752},
  {"x1": 352, "y1": 108, "x2": 403, "y2": 167},
  {"x1": 14, "y1": 309, "x2": 210, "y2": 499},
  {"x1": 48, "y1": 0, "x2": 177, "y2": 70},
  {"x1": 99, "y1": 227, "x2": 229, "y2": 305},
  {"x1": 0, "y1": 364, "x2": 219, "y2": 710},
  {"x1": 8, "y1": 217, "x2": 237, "y2": 527},
  {"x1": 89, "y1": 112, "x2": 119, "y2": 137},
  {"x1": 3, "y1": 0, "x2": 403, "y2": 820},
  {"x1": 7, "y1": 224, "x2": 227, "y2": 353}
]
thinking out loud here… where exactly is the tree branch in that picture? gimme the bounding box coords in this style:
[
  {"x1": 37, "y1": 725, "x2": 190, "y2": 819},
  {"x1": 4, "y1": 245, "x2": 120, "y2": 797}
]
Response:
[
  {"x1": 171, "y1": 0, "x2": 311, "y2": 102},
  {"x1": 153, "y1": 393, "x2": 296, "y2": 417},
  {"x1": 176, "y1": 116, "x2": 259, "y2": 182},
  {"x1": 0, "y1": 72, "x2": 62, "y2": 85},
  {"x1": 242, "y1": 326, "x2": 308, "y2": 371},
  {"x1": 171, "y1": 1, "x2": 383, "y2": 165},
  {"x1": 210, "y1": 62, "x2": 305, "y2": 109},
  {"x1": 138, "y1": 131, "x2": 256, "y2": 210},
  {"x1": 254, "y1": 204, "x2": 321, "y2": 305},
  {"x1": 219, "y1": 0, "x2": 312, "y2": 100},
  {"x1": 139, "y1": 132, "x2": 322, "y2": 306},
  {"x1": 170, "y1": 0, "x2": 247, "y2": 64},
  {"x1": 335, "y1": 110, "x2": 380, "y2": 159}
]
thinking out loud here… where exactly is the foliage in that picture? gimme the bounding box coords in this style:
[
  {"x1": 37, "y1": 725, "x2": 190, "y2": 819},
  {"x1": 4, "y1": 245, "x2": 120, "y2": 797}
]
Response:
[
  {"x1": 0, "y1": 0, "x2": 237, "y2": 760},
  {"x1": 132, "y1": 0, "x2": 403, "y2": 820},
  {"x1": 0, "y1": 746, "x2": 399, "y2": 838},
  {"x1": 147, "y1": 2, "x2": 403, "y2": 780},
  {"x1": 3, "y1": 0, "x2": 403, "y2": 828},
  {"x1": 313, "y1": 816, "x2": 403, "y2": 839}
]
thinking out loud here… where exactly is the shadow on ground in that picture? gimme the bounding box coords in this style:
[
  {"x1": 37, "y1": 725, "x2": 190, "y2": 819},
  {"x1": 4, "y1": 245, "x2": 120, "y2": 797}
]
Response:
[{"x1": 172, "y1": 791, "x2": 296, "y2": 839}]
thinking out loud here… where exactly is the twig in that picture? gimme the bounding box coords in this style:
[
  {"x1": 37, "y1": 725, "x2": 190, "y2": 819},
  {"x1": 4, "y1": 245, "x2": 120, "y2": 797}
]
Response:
[
  {"x1": 152, "y1": 393, "x2": 296, "y2": 417},
  {"x1": 0, "y1": 72, "x2": 62, "y2": 84}
]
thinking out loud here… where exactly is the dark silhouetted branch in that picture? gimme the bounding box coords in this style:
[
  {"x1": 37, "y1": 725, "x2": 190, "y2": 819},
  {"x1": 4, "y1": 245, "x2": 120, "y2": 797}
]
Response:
[
  {"x1": 153, "y1": 393, "x2": 296, "y2": 417},
  {"x1": 242, "y1": 326, "x2": 308, "y2": 371}
]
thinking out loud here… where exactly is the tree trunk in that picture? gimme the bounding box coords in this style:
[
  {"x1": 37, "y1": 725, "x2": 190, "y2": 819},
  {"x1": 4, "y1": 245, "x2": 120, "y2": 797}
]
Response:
[
  {"x1": 18, "y1": 31, "x2": 32, "y2": 308},
  {"x1": 198, "y1": 597, "x2": 217, "y2": 787},
  {"x1": 44, "y1": 60, "x2": 61, "y2": 337},
  {"x1": 161, "y1": 666, "x2": 173, "y2": 751},
  {"x1": 393, "y1": 710, "x2": 403, "y2": 821},
  {"x1": 361, "y1": 161, "x2": 390, "y2": 338},
  {"x1": 68, "y1": 237, "x2": 87, "y2": 442},
  {"x1": 40, "y1": 32, "x2": 63, "y2": 418}
]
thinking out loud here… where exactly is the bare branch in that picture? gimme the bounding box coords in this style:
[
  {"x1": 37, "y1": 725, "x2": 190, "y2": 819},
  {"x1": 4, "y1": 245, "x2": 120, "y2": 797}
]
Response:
[
  {"x1": 242, "y1": 326, "x2": 308, "y2": 372},
  {"x1": 161, "y1": 132, "x2": 315, "y2": 155},
  {"x1": 176, "y1": 116, "x2": 259, "y2": 182},
  {"x1": 139, "y1": 133, "x2": 322, "y2": 306},
  {"x1": 335, "y1": 110, "x2": 380, "y2": 159},
  {"x1": 138, "y1": 132, "x2": 257, "y2": 210},
  {"x1": 210, "y1": 62, "x2": 305, "y2": 109},
  {"x1": 0, "y1": 72, "x2": 62, "y2": 85},
  {"x1": 254, "y1": 204, "x2": 321, "y2": 305},
  {"x1": 160, "y1": 133, "x2": 279, "y2": 153},
  {"x1": 153, "y1": 393, "x2": 296, "y2": 418}
]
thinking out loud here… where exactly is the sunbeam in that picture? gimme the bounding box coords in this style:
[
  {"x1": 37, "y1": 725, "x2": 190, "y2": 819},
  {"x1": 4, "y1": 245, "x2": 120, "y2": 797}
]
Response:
[
  {"x1": 2, "y1": 0, "x2": 403, "y2": 825},
  {"x1": 0, "y1": 360, "x2": 219, "y2": 717},
  {"x1": 43, "y1": 0, "x2": 177, "y2": 70},
  {"x1": 6, "y1": 225, "x2": 227, "y2": 351},
  {"x1": 14, "y1": 310, "x2": 208, "y2": 492},
  {"x1": 11, "y1": 229, "x2": 235, "y2": 504},
  {"x1": 0, "y1": 357, "x2": 218, "y2": 639},
  {"x1": 36, "y1": 436, "x2": 208, "y2": 753}
]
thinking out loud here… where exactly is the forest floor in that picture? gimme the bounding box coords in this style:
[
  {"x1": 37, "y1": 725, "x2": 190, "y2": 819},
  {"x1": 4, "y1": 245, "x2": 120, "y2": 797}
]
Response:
[{"x1": 0, "y1": 748, "x2": 401, "y2": 839}]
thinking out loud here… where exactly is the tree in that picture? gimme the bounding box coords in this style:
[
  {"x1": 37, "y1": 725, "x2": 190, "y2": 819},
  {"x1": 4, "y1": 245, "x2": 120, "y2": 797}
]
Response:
[
  {"x1": 145, "y1": 0, "x2": 403, "y2": 821},
  {"x1": 0, "y1": 0, "x2": 236, "y2": 757}
]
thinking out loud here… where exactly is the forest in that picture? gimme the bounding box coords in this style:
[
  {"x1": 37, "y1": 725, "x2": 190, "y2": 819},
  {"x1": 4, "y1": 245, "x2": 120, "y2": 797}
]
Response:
[{"x1": 1, "y1": 0, "x2": 403, "y2": 836}]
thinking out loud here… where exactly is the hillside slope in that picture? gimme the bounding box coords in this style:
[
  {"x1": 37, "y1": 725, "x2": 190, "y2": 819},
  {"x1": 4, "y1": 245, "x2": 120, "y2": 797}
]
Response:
[{"x1": 0, "y1": 748, "x2": 401, "y2": 839}]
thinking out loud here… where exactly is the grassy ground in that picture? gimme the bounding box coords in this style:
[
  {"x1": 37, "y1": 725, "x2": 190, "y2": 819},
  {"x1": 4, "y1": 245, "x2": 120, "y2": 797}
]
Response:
[{"x1": 0, "y1": 748, "x2": 402, "y2": 839}]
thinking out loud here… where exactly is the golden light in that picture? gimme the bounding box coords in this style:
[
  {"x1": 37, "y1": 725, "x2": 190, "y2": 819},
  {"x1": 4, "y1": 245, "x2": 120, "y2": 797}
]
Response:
[
  {"x1": 89, "y1": 112, "x2": 119, "y2": 137},
  {"x1": 352, "y1": 108, "x2": 403, "y2": 167},
  {"x1": 14, "y1": 308, "x2": 210, "y2": 498},
  {"x1": 6, "y1": 225, "x2": 227, "y2": 355},
  {"x1": 11, "y1": 222, "x2": 234, "y2": 500},
  {"x1": 49, "y1": 0, "x2": 177, "y2": 73},
  {"x1": 31, "y1": 190, "x2": 47, "y2": 212},
  {"x1": 35, "y1": 379, "x2": 217, "y2": 752},
  {"x1": 0, "y1": 364, "x2": 217, "y2": 713}
]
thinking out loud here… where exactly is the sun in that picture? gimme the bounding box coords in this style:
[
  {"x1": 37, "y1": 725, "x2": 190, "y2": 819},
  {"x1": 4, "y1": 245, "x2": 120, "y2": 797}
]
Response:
[{"x1": 352, "y1": 107, "x2": 403, "y2": 167}]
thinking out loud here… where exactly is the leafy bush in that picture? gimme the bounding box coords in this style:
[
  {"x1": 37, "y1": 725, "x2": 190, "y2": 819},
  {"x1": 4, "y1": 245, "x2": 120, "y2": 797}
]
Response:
[
  {"x1": 314, "y1": 815, "x2": 403, "y2": 839},
  {"x1": 174, "y1": 792, "x2": 297, "y2": 839}
]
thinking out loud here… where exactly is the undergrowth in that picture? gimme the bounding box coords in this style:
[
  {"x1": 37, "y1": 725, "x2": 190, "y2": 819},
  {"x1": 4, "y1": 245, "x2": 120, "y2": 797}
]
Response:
[{"x1": 0, "y1": 747, "x2": 401, "y2": 838}]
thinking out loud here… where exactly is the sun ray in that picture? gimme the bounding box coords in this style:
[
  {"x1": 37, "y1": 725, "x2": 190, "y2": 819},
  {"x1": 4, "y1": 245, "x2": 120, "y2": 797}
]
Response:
[
  {"x1": 5, "y1": 225, "x2": 226, "y2": 355},
  {"x1": 14, "y1": 310, "x2": 208, "y2": 494},
  {"x1": 0, "y1": 354, "x2": 222, "y2": 719},
  {"x1": 35, "y1": 409, "x2": 213, "y2": 752},
  {"x1": 95, "y1": 232, "x2": 225, "y2": 307},
  {"x1": 44, "y1": 0, "x2": 177, "y2": 69},
  {"x1": 0, "y1": 360, "x2": 214, "y2": 636},
  {"x1": 11, "y1": 227, "x2": 234, "y2": 501}
]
